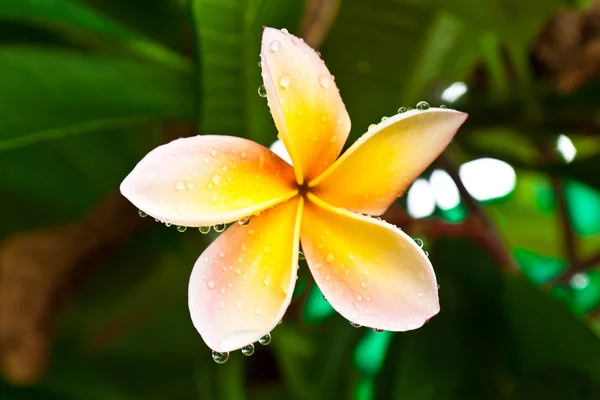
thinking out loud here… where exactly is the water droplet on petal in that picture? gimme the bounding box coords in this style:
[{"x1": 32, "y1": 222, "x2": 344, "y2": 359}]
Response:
[
  {"x1": 325, "y1": 253, "x2": 335, "y2": 264},
  {"x1": 360, "y1": 281, "x2": 367, "y2": 288},
  {"x1": 373, "y1": 328, "x2": 384, "y2": 333},
  {"x1": 417, "y1": 292, "x2": 423, "y2": 298},
  {"x1": 368, "y1": 124, "x2": 377, "y2": 132},
  {"x1": 214, "y1": 223, "x2": 226, "y2": 233},
  {"x1": 347, "y1": 253, "x2": 355, "y2": 261},
  {"x1": 279, "y1": 74, "x2": 292, "y2": 88},
  {"x1": 212, "y1": 351, "x2": 229, "y2": 364},
  {"x1": 211, "y1": 173, "x2": 221, "y2": 185},
  {"x1": 440, "y1": 104, "x2": 447, "y2": 108},
  {"x1": 177, "y1": 204, "x2": 187, "y2": 214},
  {"x1": 356, "y1": 294, "x2": 363, "y2": 301},
  {"x1": 210, "y1": 149, "x2": 218, "y2": 157},
  {"x1": 177, "y1": 225, "x2": 187, "y2": 233},
  {"x1": 281, "y1": 28, "x2": 289, "y2": 34},
  {"x1": 350, "y1": 321, "x2": 361, "y2": 328},
  {"x1": 270, "y1": 40, "x2": 281, "y2": 52},
  {"x1": 255, "y1": 307, "x2": 262, "y2": 315},
  {"x1": 258, "y1": 85, "x2": 267, "y2": 97},
  {"x1": 235, "y1": 301, "x2": 243, "y2": 310},
  {"x1": 239, "y1": 216, "x2": 250, "y2": 226},
  {"x1": 207, "y1": 279, "x2": 216, "y2": 289},
  {"x1": 381, "y1": 116, "x2": 388, "y2": 121},
  {"x1": 416, "y1": 101, "x2": 430, "y2": 110},
  {"x1": 263, "y1": 276, "x2": 271, "y2": 286},
  {"x1": 315, "y1": 50, "x2": 321, "y2": 57},
  {"x1": 199, "y1": 226, "x2": 211, "y2": 234},
  {"x1": 175, "y1": 180, "x2": 186, "y2": 191},
  {"x1": 414, "y1": 238, "x2": 424, "y2": 248},
  {"x1": 319, "y1": 75, "x2": 331, "y2": 88},
  {"x1": 298, "y1": 250, "x2": 305, "y2": 260},
  {"x1": 398, "y1": 107, "x2": 408, "y2": 113},
  {"x1": 138, "y1": 210, "x2": 147, "y2": 218},
  {"x1": 259, "y1": 333, "x2": 271, "y2": 345},
  {"x1": 241, "y1": 344, "x2": 255, "y2": 356}
]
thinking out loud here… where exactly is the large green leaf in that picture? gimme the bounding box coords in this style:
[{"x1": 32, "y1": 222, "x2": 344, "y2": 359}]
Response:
[
  {"x1": 0, "y1": 47, "x2": 194, "y2": 151},
  {"x1": 0, "y1": 0, "x2": 187, "y2": 68},
  {"x1": 192, "y1": 0, "x2": 304, "y2": 145},
  {"x1": 323, "y1": 0, "x2": 480, "y2": 143}
]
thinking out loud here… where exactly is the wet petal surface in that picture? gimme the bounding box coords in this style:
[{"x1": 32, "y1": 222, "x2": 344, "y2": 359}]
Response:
[
  {"x1": 310, "y1": 108, "x2": 468, "y2": 215},
  {"x1": 188, "y1": 197, "x2": 303, "y2": 352},
  {"x1": 300, "y1": 194, "x2": 439, "y2": 331},
  {"x1": 120, "y1": 135, "x2": 297, "y2": 226}
]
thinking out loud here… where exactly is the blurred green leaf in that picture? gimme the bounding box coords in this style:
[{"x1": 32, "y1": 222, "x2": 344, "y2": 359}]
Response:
[
  {"x1": 0, "y1": 47, "x2": 193, "y2": 151},
  {"x1": 0, "y1": 0, "x2": 187, "y2": 68},
  {"x1": 191, "y1": 0, "x2": 303, "y2": 144}
]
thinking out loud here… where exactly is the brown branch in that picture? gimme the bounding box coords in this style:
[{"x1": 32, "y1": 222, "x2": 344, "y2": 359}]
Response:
[{"x1": 0, "y1": 192, "x2": 145, "y2": 385}]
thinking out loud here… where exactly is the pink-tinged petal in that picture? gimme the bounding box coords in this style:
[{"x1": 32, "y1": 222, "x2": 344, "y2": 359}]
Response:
[
  {"x1": 260, "y1": 27, "x2": 351, "y2": 184},
  {"x1": 120, "y1": 135, "x2": 297, "y2": 226},
  {"x1": 301, "y1": 193, "x2": 439, "y2": 331},
  {"x1": 309, "y1": 108, "x2": 468, "y2": 215},
  {"x1": 188, "y1": 197, "x2": 303, "y2": 352}
]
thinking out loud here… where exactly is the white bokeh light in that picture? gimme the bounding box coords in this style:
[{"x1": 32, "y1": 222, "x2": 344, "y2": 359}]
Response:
[
  {"x1": 269, "y1": 139, "x2": 292, "y2": 165},
  {"x1": 441, "y1": 82, "x2": 468, "y2": 103},
  {"x1": 406, "y1": 178, "x2": 436, "y2": 219},
  {"x1": 459, "y1": 158, "x2": 516, "y2": 201},
  {"x1": 556, "y1": 134, "x2": 577, "y2": 163},
  {"x1": 429, "y1": 169, "x2": 460, "y2": 210}
]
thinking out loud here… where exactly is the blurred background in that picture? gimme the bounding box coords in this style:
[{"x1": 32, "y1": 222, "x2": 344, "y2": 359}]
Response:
[{"x1": 1, "y1": 0, "x2": 599, "y2": 399}]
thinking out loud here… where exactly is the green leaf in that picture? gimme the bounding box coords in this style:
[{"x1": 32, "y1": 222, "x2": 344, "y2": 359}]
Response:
[
  {"x1": 0, "y1": 47, "x2": 194, "y2": 151},
  {"x1": 323, "y1": 1, "x2": 479, "y2": 143},
  {"x1": 0, "y1": 0, "x2": 187, "y2": 68},
  {"x1": 191, "y1": 0, "x2": 304, "y2": 145}
]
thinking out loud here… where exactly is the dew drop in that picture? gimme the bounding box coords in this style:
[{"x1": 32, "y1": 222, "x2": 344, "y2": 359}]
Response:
[
  {"x1": 212, "y1": 351, "x2": 229, "y2": 364},
  {"x1": 279, "y1": 74, "x2": 292, "y2": 88},
  {"x1": 350, "y1": 321, "x2": 361, "y2": 328},
  {"x1": 214, "y1": 223, "x2": 226, "y2": 233},
  {"x1": 258, "y1": 61, "x2": 262, "y2": 68},
  {"x1": 319, "y1": 75, "x2": 331, "y2": 88},
  {"x1": 235, "y1": 268, "x2": 241, "y2": 275},
  {"x1": 414, "y1": 238, "x2": 424, "y2": 248},
  {"x1": 325, "y1": 253, "x2": 335, "y2": 264},
  {"x1": 207, "y1": 279, "x2": 216, "y2": 289},
  {"x1": 347, "y1": 253, "x2": 355, "y2": 261},
  {"x1": 417, "y1": 292, "x2": 424, "y2": 298},
  {"x1": 440, "y1": 104, "x2": 447, "y2": 108},
  {"x1": 356, "y1": 294, "x2": 363, "y2": 301},
  {"x1": 258, "y1": 85, "x2": 267, "y2": 97},
  {"x1": 381, "y1": 116, "x2": 388, "y2": 121},
  {"x1": 175, "y1": 179, "x2": 186, "y2": 191},
  {"x1": 321, "y1": 115, "x2": 328, "y2": 122},
  {"x1": 281, "y1": 28, "x2": 289, "y2": 34},
  {"x1": 241, "y1": 344, "x2": 255, "y2": 356},
  {"x1": 315, "y1": 50, "x2": 321, "y2": 57},
  {"x1": 373, "y1": 328, "x2": 384, "y2": 333},
  {"x1": 314, "y1": 263, "x2": 322, "y2": 270},
  {"x1": 165, "y1": 222, "x2": 172, "y2": 227},
  {"x1": 255, "y1": 307, "x2": 262, "y2": 315},
  {"x1": 239, "y1": 216, "x2": 250, "y2": 226},
  {"x1": 210, "y1": 149, "x2": 218, "y2": 157},
  {"x1": 360, "y1": 281, "x2": 367, "y2": 289},
  {"x1": 235, "y1": 301, "x2": 243, "y2": 310},
  {"x1": 259, "y1": 333, "x2": 271, "y2": 345},
  {"x1": 269, "y1": 40, "x2": 281, "y2": 52},
  {"x1": 177, "y1": 204, "x2": 187, "y2": 214},
  {"x1": 211, "y1": 173, "x2": 222, "y2": 185},
  {"x1": 416, "y1": 101, "x2": 430, "y2": 110},
  {"x1": 263, "y1": 276, "x2": 271, "y2": 286},
  {"x1": 298, "y1": 250, "x2": 305, "y2": 260},
  {"x1": 177, "y1": 225, "x2": 187, "y2": 233},
  {"x1": 199, "y1": 226, "x2": 211, "y2": 234},
  {"x1": 397, "y1": 107, "x2": 408, "y2": 113},
  {"x1": 368, "y1": 124, "x2": 377, "y2": 131},
  {"x1": 138, "y1": 210, "x2": 147, "y2": 218}
]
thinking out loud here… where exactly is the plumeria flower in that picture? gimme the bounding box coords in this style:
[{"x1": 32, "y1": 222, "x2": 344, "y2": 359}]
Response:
[{"x1": 120, "y1": 27, "x2": 467, "y2": 356}]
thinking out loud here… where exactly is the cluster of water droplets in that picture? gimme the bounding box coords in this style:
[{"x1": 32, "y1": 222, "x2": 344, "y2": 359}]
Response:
[
  {"x1": 211, "y1": 333, "x2": 273, "y2": 364},
  {"x1": 138, "y1": 209, "x2": 252, "y2": 235},
  {"x1": 368, "y1": 101, "x2": 448, "y2": 132}
]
